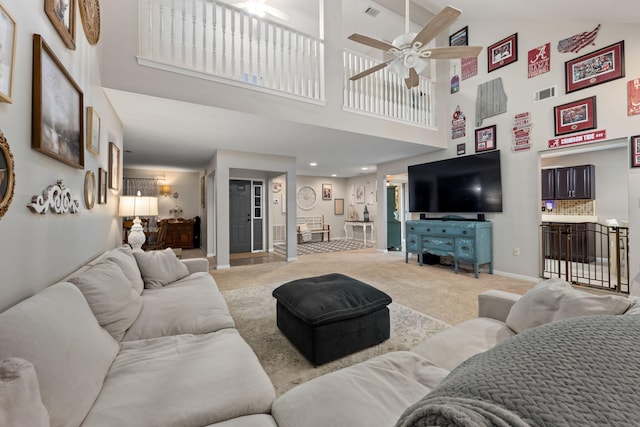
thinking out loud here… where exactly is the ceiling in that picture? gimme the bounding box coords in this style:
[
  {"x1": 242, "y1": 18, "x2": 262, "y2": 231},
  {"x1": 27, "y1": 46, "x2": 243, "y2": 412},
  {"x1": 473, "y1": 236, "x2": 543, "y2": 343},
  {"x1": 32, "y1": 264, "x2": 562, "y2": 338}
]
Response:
[{"x1": 106, "y1": 0, "x2": 640, "y2": 177}]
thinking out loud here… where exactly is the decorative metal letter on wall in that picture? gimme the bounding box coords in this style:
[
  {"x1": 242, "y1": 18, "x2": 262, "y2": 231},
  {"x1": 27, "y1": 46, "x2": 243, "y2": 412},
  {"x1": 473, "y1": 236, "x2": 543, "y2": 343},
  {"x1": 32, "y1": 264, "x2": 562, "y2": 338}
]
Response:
[{"x1": 28, "y1": 180, "x2": 80, "y2": 214}]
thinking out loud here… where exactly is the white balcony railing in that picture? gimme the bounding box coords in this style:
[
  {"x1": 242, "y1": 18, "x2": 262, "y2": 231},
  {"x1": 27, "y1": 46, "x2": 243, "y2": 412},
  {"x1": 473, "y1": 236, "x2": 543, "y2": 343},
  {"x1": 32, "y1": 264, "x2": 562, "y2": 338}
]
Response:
[
  {"x1": 343, "y1": 50, "x2": 435, "y2": 128},
  {"x1": 139, "y1": 0, "x2": 324, "y2": 101}
]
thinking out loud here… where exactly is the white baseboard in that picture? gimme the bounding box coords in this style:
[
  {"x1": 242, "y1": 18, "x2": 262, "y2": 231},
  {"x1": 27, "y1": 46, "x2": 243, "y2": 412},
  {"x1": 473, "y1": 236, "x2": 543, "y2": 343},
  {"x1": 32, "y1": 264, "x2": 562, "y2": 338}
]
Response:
[
  {"x1": 493, "y1": 270, "x2": 540, "y2": 283},
  {"x1": 216, "y1": 264, "x2": 231, "y2": 270}
]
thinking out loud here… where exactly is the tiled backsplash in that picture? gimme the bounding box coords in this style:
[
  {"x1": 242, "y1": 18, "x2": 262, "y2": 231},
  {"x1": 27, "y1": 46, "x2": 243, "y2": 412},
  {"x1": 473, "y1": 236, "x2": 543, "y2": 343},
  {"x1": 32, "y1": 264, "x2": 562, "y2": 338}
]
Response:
[{"x1": 543, "y1": 199, "x2": 595, "y2": 216}]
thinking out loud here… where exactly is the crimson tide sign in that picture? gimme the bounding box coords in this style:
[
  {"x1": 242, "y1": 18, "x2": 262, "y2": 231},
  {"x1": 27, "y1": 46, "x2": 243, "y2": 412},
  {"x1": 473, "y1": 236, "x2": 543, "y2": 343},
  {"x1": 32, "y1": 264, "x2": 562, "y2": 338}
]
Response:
[{"x1": 548, "y1": 130, "x2": 607, "y2": 149}]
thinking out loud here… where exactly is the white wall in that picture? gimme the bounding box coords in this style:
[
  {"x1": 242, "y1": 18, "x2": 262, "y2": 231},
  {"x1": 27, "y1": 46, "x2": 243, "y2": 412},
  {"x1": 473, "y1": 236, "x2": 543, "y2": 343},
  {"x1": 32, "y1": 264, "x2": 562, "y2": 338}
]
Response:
[
  {"x1": 295, "y1": 176, "x2": 349, "y2": 239},
  {"x1": 380, "y1": 19, "x2": 640, "y2": 290},
  {"x1": 0, "y1": 1, "x2": 124, "y2": 311}
]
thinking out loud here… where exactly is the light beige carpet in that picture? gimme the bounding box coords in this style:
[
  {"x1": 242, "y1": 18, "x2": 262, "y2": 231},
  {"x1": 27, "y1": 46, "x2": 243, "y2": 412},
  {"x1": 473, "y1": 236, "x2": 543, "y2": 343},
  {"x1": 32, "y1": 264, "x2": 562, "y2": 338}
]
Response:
[
  {"x1": 211, "y1": 248, "x2": 535, "y2": 326},
  {"x1": 222, "y1": 283, "x2": 450, "y2": 396}
]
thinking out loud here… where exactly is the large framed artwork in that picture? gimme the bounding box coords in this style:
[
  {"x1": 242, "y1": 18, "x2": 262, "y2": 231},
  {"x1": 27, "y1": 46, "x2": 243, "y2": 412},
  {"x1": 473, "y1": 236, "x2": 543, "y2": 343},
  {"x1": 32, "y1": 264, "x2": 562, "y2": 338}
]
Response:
[
  {"x1": 32, "y1": 34, "x2": 84, "y2": 169},
  {"x1": 488, "y1": 33, "x2": 517, "y2": 73},
  {"x1": 565, "y1": 41, "x2": 624, "y2": 94},
  {"x1": 108, "y1": 142, "x2": 119, "y2": 190},
  {"x1": 44, "y1": 0, "x2": 76, "y2": 50},
  {"x1": 0, "y1": 3, "x2": 17, "y2": 103},
  {"x1": 553, "y1": 96, "x2": 597, "y2": 136},
  {"x1": 631, "y1": 135, "x2": 640, "y2": 168}
]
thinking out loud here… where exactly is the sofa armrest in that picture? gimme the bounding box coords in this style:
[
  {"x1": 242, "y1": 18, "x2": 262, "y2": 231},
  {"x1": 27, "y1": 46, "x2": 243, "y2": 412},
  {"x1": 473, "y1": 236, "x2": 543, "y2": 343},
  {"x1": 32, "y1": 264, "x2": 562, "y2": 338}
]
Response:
[
  {"x1": 478, "y1": 290, "x2": 521, "y2": 322},
  {"x1": 181, "y1": 258, "x2": 209, "y2": 274}
]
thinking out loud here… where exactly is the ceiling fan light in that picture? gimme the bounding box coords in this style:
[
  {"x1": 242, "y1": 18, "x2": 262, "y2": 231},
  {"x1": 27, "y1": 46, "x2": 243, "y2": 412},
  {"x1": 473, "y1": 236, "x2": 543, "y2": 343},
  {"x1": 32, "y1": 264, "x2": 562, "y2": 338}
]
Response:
[
  {"x1": 413, "y1": 59, "x2": 428, "y2": 74},
  {"x1": 387, "y1": 59, "x2": 409, "y2": 79}
]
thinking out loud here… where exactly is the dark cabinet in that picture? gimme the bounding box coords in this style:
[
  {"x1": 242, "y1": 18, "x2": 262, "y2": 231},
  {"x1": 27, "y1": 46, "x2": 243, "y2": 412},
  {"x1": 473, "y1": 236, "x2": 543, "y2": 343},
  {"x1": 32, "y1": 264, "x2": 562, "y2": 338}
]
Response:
[
  {"x1": 386, "y1": 187, "x2": 401, "y2": 250},
  {"x1": 554, "y1": 165, "x2": 595, "y2": 200},
  {"x1": 541, "y1": 169, "x2": 555, "y2": 200},
  {"x1": 543, "y1": 222, "x2": 595, "y2": 263},
  {"x1": 164, "y1": 219, "x2": 195, "y2": 249}
]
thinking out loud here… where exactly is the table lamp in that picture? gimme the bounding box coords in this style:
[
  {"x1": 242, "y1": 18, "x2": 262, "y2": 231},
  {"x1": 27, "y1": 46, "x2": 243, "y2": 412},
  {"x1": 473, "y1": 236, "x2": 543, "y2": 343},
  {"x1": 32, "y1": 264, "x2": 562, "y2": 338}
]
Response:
[{"x1": 119, "y1": 191, "x2": 159, "y2": 251}]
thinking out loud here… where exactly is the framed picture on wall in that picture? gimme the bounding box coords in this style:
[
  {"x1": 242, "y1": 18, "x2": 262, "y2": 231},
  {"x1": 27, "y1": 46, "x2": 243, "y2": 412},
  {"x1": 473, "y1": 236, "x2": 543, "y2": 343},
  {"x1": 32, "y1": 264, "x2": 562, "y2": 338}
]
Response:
[
  {"x1": 86, "y1": 106, "x2": 100, "y2": 155},
  {"x1": 44, "y1": 0, "x2": 76, "y2": 50},
  {"x1": 631, "y1": 135, "x2": 640, "y2": 168},
  {"x1": 108, "y1": 142, "x2": 120, "y2": 190},
  {"x1": 334, "y1": 198, "x2": 344, "y2": 215},
  {"x1": 475, "y1": 125, "x2": 497, "y2": 152},
  {"x1": 553, "y1": 96, "x2": 597, "y2": 136},
  {"x1": 488, "y1": 33, "x2": 517, "y2": 72},
  {"x1": 0, "y1": 3, "x2": 17, "y2": 103},
  {"x1": 32, "y1": 34, "x2": 84, "y2": 169},
  {"x1": 322, "y1": 183, "x2": 332, "y2": 200},
  {"x1": 200, "y1": 175, "x2": 206, "y2": 208},
  {"x1": 98, "y1": 167, "x2": 107, "y2": 204},
  {"x1": 449, "y1": 26, "x2": 468, "y2": 47},
  {"x1": 565, "y1": 41, "x2": 624, "y2": 94}
]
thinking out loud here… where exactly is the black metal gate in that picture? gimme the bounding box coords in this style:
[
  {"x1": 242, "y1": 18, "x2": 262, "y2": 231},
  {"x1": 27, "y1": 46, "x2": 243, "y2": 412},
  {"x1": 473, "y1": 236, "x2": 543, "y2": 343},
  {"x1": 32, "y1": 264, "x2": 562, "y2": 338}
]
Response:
[{"x1": 540, "y1": 222, "x2": 629, "y2": 293}]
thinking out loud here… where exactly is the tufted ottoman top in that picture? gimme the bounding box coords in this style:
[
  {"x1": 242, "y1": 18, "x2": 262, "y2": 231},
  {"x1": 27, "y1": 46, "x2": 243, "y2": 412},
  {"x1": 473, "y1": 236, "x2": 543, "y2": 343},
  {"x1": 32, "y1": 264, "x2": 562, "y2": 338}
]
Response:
[{"x1": 272, "y1": 273, "x2": 392, "y2": 326}]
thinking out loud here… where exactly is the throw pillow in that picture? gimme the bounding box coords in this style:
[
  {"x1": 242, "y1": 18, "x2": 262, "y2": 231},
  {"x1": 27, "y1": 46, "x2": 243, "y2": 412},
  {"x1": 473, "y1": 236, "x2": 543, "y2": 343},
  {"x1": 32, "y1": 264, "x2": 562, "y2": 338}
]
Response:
[
  {"x1": 506, "y1": 278, "x2": 632, "y2": 333},
  {"x1": 133, "y1": 248, "x2": 190, "y2": 289},
  {"x1": 0, "y1": 358, "x2": 49, "y2": 427},
  {"x1": 68, "y1": 259, "x2": 144, "y2": 341},
  {"x1": 106, "y1": 245, "x2": 145, "y2": 294}
]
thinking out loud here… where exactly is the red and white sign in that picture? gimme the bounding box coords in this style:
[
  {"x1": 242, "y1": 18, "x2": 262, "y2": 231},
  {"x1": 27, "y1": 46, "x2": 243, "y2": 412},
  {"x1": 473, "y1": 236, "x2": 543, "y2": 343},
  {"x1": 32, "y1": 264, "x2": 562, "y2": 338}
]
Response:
[
  {"x1": 548, "y1": 129, "x2": 607, "y2": 149},
  {"x1": 628, "y1": 78, "x2": 640, "y2": 116},
  {"x1": 461, "y1": 57, "x2": 477, "y2": 80},
  {"x1": 512, "y1": 112, "x2": 532, "y2": 152},
  {"x1": 451, "y1": 106, "x2": 466, "y2": 139},
  {"x1": 528, "y1": 43, "x2": 550, "y2": 78}
]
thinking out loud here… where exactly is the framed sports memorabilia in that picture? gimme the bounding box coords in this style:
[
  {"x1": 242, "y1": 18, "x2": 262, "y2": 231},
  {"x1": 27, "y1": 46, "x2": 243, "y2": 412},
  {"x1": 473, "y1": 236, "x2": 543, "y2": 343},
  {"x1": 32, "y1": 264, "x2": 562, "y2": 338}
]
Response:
[
  {"x1": 554, "y1": 96, "x2": 597, "y2": 136},
  {"x1": 565, "y1": 41, "x2": 624, "y2": 93}
]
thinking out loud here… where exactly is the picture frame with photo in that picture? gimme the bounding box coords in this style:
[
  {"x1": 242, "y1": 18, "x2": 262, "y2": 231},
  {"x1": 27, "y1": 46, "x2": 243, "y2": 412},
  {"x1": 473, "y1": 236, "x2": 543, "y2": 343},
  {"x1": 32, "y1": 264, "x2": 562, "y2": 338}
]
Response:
[
  {"x1": 97, "y1": 167, "x2": 107, "y2": 204},
  {"x1": 488, "y1": 33, "x2": 517, "y2": 73},
  {"x1": 565, "y1": 41, "x2": 624, "y2": 94},
  {"x1": 32, "y1": 34, "x2": 84, "y2": 169},
  {"x1": 322, "y1": 183, "x2": 332, "y2": 200},
  {"x1": 45, "y1": 0, "x2": 76, "y2": 50},
  {"x1": 86, "y1": 106, "x2": 100, "y2": 155},
  {"x1": 553, "y1": 96, "x2": 597, "y2": 136},
  {"x1": 0, "y1": 3, "x2": 17, "y2": 103},
  {"x1": 449, "y1": 26, "x2": 468, "y2": 47},
  {"x1": 475, "y1": 125, "x2": 497, "y2": 152},
  {"x1": 108, "y1": 142, "x2": 120, "y2": 190},
  {"x1": 334, "y1": 198, "x2": 344, "y2": 215},
  {"x1": 630, "y1": 135, "x2": 640, "y2": 168}
]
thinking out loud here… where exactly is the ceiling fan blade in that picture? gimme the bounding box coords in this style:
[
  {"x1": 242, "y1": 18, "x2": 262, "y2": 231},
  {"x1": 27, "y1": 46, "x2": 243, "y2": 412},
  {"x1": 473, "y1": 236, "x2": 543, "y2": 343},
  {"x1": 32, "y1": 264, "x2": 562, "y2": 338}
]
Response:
[
  {"x1": 349, "y1": 61, "x2": 392, "y2": 81},
  {"x1": 405, "y1": 67, "x2": 419, "y2": 89},
  {"x1": 348, "y1": 34, "x2": 396, "y2": 52},
  {"x1": 421, "y1": 45, "x2": 483, "y2": 59},
  {"x1": 412, "y1": 6, "x2": 461, "y2": 48}
]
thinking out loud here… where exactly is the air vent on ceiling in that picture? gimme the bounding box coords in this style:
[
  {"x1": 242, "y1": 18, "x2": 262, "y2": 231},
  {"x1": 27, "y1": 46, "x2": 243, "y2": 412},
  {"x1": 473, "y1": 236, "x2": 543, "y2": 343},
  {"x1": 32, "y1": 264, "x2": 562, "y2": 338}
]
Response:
[
  {"x1": 364, "y1": 7, "x2": 380, "y2": 17},
  {"x1": 534, "y1": 85, "x2": 557, "y2": 103}
]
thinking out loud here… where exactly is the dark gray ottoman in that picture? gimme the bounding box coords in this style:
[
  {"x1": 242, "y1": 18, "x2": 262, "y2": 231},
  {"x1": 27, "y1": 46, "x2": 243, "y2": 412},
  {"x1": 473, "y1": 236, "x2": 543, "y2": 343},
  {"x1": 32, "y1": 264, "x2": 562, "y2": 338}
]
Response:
[{"x1": 272, "y1": 273, "x2": 392, "y2": 365}]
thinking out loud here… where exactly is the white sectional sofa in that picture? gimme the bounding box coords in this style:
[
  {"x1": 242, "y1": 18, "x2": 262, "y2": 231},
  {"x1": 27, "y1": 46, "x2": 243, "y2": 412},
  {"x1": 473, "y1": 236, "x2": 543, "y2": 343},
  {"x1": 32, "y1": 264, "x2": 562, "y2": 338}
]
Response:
[
  {"x1": 1, "y1": 246, "x2": 637, "y2": 427},
  {"x1": 0, "y1": 246, "x2": 275, "y2": 427}
]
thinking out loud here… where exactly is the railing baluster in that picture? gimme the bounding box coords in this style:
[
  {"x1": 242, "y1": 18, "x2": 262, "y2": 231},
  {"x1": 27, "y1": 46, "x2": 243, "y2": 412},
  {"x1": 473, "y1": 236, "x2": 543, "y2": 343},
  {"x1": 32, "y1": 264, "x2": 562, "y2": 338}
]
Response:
[
  {"x1": 211, "y1": 0, "x2": 217, "y2": 73},
  {"x1": 201, "y1": 0, "x2": 206, "y2": 72}
]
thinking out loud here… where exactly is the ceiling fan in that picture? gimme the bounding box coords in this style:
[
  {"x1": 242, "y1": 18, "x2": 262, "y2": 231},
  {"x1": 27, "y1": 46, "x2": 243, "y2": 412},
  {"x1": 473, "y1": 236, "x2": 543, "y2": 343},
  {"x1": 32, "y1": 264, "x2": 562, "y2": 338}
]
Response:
[
  {"x1": 234, "y1": 0, "x2": 290, "y2": 22},
  {"x1": 348, "y1": 2, "x2": 482, "y2": 89}
]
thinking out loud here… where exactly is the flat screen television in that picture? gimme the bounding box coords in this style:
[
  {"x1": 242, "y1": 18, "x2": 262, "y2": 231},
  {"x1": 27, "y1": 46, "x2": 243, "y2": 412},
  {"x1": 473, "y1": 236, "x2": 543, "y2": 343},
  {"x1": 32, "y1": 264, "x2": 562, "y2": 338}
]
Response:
[{"x1": 408, "y1": 150, "x2": 503, "y2": 213}]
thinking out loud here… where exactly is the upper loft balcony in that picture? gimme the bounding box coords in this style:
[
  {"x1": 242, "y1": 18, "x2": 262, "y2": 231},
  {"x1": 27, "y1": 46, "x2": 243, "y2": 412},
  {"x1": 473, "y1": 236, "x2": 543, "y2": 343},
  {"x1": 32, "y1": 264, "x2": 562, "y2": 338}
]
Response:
[{"x1": 136, "y1": 0, "x2": 437, "y2": 128}]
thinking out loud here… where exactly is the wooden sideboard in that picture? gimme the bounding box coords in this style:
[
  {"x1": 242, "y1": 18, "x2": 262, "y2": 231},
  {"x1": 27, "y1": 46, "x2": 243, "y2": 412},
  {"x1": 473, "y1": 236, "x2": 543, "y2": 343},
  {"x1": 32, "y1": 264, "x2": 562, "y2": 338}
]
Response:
[{"x1": 164, "y1": 219, "x2": 195, "y2": 249}]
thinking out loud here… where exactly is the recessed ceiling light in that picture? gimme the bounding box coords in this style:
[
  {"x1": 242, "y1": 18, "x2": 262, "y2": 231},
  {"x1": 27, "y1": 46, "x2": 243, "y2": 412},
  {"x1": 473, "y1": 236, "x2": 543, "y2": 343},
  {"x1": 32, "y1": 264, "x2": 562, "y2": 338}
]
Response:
[
  {"x1": 331, "y1": 174, "x2": 337, "y2": 177},
  {"x1": 361, "y1": 167, "x2": 368, "y2": 170},
  {"x1": 310, "y1": 162, "x2": 318, "y2": 166}
]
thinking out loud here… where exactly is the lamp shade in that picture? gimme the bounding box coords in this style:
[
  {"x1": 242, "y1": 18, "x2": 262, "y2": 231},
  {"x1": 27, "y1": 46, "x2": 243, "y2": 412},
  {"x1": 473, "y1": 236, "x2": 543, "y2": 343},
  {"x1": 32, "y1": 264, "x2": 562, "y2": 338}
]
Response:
[
  {"x1": 119, "y1": 196, "x2": 159, "y2": 217},
  {"x1": 160, "y1": 184, "x2": 171, "y2": 196}
]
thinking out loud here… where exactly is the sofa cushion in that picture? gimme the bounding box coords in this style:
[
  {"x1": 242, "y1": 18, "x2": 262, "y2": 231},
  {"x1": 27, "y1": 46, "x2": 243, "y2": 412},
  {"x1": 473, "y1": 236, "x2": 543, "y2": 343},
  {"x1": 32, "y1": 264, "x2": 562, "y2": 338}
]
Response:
[
  {"x1": 105, "y1": 245, "x2": 145, "y2": 294},
  {"x1": 0, "y1": 283, "x2": 120, "y2": 427},
  {"x1": 272, "y1": 351, "x2": 448, "y2": 427},
  {"x1": 506, "y1": 278, "x2": 632, "y2": 333},
  {"x1": 412, "y1": 317, "x2": 515, "y2": 372},
  {"x1": 82, "y1": 329, "x2": 276, "y2": 427},
  {"x1": 122, "y1": 272, "x2": 235, "y2": 341},
  {"x1": 133, "y1": 248, "x2": 190, "y2": 289},
  {"x1": 68, "y1": 259, "x2": 143, "y2": 341},
  {"x1": 209, "y1": 414, "x2": 278, "y2": 427},
  {"x1": 0, "y1": 358, "x2": 50, "y2": 427}
]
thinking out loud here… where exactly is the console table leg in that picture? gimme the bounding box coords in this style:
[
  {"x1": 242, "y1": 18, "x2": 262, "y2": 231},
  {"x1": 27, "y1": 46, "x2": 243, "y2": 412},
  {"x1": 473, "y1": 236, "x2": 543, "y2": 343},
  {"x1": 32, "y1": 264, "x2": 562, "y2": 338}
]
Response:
[{"x1": 474, "y1": 264, "x2": 479, "y2": 279}]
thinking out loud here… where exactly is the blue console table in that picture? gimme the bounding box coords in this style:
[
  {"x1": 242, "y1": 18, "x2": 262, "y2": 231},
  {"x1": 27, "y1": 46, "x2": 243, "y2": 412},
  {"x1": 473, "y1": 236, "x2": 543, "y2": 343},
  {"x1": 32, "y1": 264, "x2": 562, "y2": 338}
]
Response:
[{"x1": 405, "y1": 219, "x2": 493, "y2": 278}]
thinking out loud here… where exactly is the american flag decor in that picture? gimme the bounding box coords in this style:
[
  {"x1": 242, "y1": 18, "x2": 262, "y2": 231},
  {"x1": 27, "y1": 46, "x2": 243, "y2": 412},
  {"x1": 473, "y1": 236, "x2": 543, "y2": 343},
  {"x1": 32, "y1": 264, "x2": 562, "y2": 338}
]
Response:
[{"x1": 557, "y1": 25, "x2": 601, "y2": 53}]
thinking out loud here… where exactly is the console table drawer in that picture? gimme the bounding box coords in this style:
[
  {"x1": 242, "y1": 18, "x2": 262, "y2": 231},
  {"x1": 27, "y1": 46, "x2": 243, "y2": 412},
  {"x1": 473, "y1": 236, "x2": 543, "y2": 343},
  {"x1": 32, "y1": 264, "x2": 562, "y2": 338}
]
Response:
[
  {"x1": 455, "y1": 238, "x2": 476, "y2": 260},
  {"x1": 406, "y1": 234, "x2": 420, "y2": 252},
  {"x1": 422, "y1": 236, "x2": 455, "y2": 252}
]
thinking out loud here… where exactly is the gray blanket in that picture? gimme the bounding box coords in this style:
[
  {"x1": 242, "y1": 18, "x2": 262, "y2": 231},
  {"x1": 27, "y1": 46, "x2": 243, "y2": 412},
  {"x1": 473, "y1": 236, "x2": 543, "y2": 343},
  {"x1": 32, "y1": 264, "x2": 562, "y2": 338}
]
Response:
[{"x1": 396, "y1": 314, "x2": 640, "y2": 427}]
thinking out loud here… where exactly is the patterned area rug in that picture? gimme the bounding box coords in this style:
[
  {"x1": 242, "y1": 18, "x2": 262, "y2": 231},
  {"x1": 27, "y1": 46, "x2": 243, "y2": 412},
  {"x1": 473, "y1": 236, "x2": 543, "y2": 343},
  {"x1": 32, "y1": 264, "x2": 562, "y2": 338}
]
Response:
[
  {"x1": 273, "y1": 239, "x2": 374, "y2": 256},
  {"x1": 222, "y1": 283, "x2": 450, "y2": 396}
]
